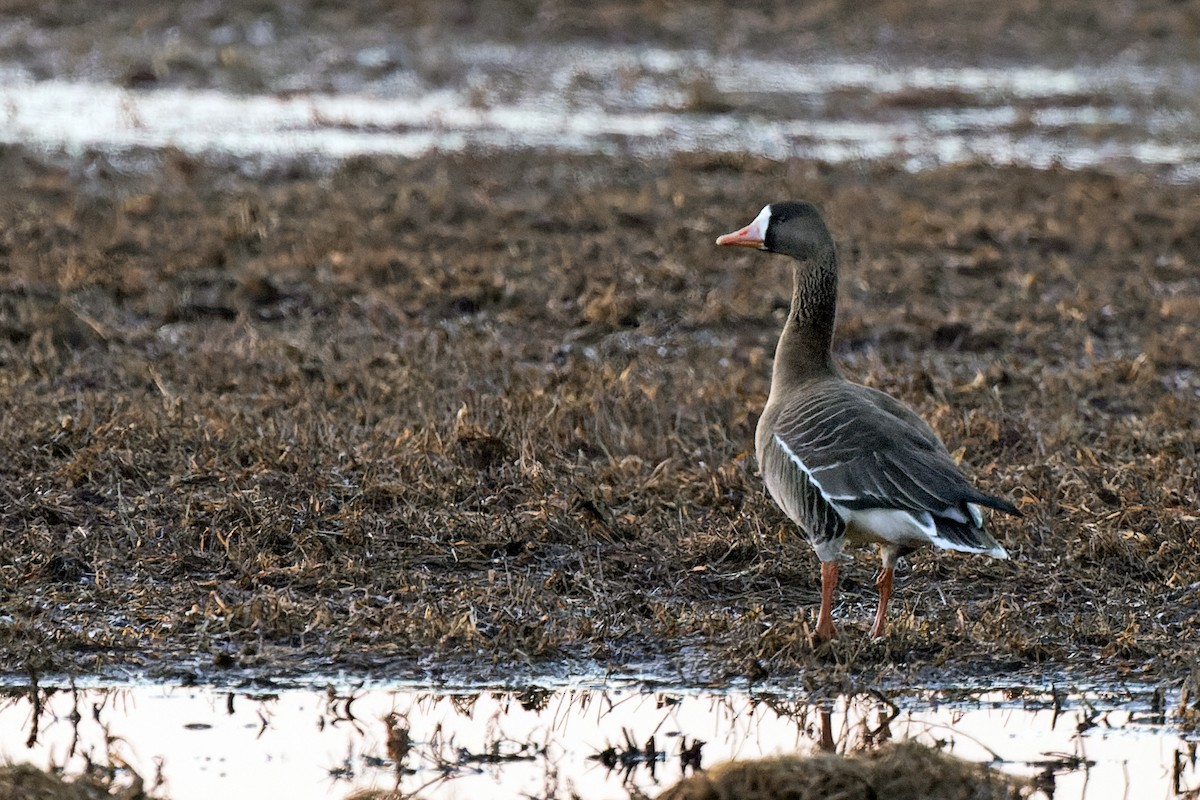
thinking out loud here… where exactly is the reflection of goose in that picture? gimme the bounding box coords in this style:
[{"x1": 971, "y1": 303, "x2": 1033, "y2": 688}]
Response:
[
  {"x1": 717, "y1": 203, "x2": 1021, "y2": 639},
  {"x1": 657, "y1": 740, "x2": 1030, "y2": 800}
]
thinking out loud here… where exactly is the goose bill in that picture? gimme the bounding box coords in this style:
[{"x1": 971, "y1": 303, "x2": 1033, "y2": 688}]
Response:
[{"x1": 716, "y1": 205, "x2": 770, "y2": 248}]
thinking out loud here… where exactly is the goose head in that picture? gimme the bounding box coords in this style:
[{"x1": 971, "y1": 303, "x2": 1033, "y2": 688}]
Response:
[{"x1": 715, "y1": 201, "x2": 832, "y2": 262}]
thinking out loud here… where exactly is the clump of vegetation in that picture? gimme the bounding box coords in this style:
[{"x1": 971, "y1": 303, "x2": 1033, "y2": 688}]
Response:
[{"x1": 657, "y1": 741, "x2": 1031, "y2": 800}]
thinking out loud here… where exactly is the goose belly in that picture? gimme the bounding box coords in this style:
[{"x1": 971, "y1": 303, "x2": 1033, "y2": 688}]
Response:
[{"x1": 841, "y1": 507, "x2": 937, "y2": 549}]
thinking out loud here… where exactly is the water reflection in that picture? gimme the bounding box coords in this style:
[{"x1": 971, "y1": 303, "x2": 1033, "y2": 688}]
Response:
[{"x1": 0, "y1": 682, "x2": 1196, "y2": 799}]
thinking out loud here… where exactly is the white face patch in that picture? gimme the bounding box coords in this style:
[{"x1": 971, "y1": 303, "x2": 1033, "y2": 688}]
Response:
[{"x1": 744, "y1": 204, "x2": 772, "y2": 245}]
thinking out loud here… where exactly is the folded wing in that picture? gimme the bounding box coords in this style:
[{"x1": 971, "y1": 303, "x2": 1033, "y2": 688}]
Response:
[{"x1": 765, "y1": 382, "x2": 1018, "y2": 558}]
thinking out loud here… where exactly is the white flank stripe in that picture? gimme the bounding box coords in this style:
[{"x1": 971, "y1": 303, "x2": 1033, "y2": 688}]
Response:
[{"x1": 773, "y1": 435, "x2": 843, "y2": 517}]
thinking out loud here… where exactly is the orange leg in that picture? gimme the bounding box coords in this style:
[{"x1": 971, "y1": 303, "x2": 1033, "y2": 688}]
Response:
[
  {"x1": 870, "y1": 566, "x2": 894, "y2": 639},
  {"x1": 816, "y1": 561, "x2": 838, "y2": 639}
]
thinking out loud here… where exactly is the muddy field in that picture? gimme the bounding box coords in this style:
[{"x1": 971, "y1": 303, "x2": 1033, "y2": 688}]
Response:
[
  {"x1": 1, "y1": 0, "x2": 1200, "y2": 705},
  {"x1": 1, "y1": 142, "x2": 1198, "y2": 692},
  {"x1": 3, "y1": 0, "x2": 1200, "y2": 91}
]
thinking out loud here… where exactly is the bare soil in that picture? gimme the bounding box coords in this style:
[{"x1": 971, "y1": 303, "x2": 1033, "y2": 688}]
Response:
[{"x1": 0, "y1": 0, "x2": 1199, "y2": 696}]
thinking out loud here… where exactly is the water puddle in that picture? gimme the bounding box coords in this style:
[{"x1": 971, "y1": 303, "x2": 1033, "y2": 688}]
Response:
[
  {"x1": 2, "y1": 43, "x2": 1199, "y2": 176},
  {"x1": 2, "y1": 681, "x2": 1196, "y2": 799}
]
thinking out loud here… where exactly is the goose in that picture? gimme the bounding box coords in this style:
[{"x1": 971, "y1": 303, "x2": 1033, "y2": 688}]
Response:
[{"x1": 716, "y1": 201, "x2": 1020, "y2": 639}]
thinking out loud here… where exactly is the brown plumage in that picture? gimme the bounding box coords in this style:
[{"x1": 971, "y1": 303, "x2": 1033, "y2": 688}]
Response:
[{"x1": 717, "y1": 201, "x2": 1021, "y2": 639}]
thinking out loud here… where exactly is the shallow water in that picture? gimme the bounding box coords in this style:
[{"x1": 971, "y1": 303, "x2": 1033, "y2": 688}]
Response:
[
  {"x1": 2, "y1": 681, "x2": 1196, "y2": 799},
  {"x1": 2, "y1": 42, "x2": 1199, "y2": 177}
]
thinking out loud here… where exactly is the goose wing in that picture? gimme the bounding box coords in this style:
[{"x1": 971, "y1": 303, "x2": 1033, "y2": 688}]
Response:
[{"x1": 763, "y1": 382, "x2": 1018, "y2": 557}]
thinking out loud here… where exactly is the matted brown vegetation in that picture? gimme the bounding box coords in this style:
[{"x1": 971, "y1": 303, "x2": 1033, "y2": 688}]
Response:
[
  {"x1": 657, "y1": 741, "x2": 1032, "y2": 800},
  {"x1": 0, "y1": 143, "x2": 1198, "y2": 689}
]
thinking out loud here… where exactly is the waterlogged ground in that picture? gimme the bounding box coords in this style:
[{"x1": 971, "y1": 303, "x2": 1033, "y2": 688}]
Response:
[
  {"x1": 4, "y1": 45, "x2": 1200, "y2": 177},
  {"x1": 4, "y1": 143, "x2": 1200, "y2": 688},
  {"x1": 2, "y1": 1, "x2": 1200, "y2": 797},
  {"x1": 3, "y1": 9, "x2": 1200, "y2": 176},
  {"x1": 3, "y1": 681, "x2": 1197, "y2": 800}
]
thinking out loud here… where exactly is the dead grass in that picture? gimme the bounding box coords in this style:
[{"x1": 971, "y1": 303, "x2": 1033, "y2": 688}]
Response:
[
  {"x1": 0, "y1": 144, "x2": 1198, "y2": 689},
  {"x1": 657, "y1": 741, "x2": 1031, "y2": 800}
]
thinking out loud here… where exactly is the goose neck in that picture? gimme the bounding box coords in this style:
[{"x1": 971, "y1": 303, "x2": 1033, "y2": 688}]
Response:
[{"x1": 772, "y1": 250, "x2": 839, "y2": 387}]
